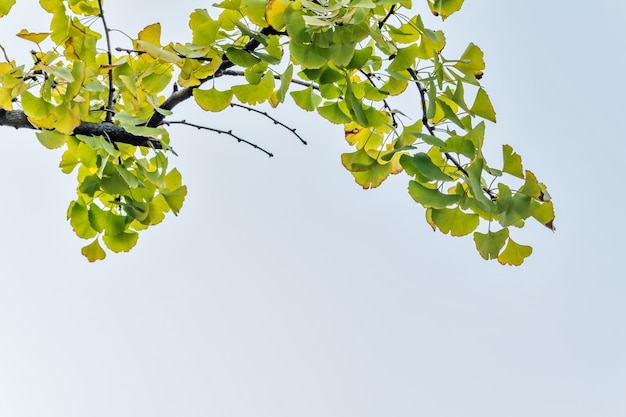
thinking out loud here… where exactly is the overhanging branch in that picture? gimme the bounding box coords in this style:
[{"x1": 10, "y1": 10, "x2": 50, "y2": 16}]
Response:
[{"x1": 0, "y1": 109, "x2": 161, "y2": 148}]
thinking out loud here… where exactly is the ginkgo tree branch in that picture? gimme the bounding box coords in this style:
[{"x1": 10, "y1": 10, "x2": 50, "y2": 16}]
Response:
[
  {"x1": 147, "y1": 26, "x2": 282, "y2": 128},
  {"x1": 0, "y1": 109, "x2": 161, "y2": 148}
]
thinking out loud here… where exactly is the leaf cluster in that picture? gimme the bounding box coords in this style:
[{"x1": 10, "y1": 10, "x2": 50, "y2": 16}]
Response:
[{"x1": 0, "y1": 0, "x2": 554, "y2": 264}]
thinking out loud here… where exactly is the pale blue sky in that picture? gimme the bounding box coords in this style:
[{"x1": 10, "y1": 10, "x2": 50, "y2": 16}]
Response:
[{"x1": 1, "y1": 1, "x2": 625, "y2": 416}]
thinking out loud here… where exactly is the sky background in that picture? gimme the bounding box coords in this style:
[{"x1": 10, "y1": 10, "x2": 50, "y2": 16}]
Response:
[{"x1": 1, "y1": 1, "x2": 625, "y2": 416}]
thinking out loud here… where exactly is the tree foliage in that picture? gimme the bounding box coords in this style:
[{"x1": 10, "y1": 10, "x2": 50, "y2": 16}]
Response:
[{"x1": 0, "y1": 0, "x2": 554, "y2": 264}]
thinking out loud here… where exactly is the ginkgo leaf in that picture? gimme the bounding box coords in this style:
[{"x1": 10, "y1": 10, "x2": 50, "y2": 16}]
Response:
[
  {"x1": 473, "y1": 229, "x2": 508, "y2": 260},
  {"x1": 0, "y1": 0, "x2": 15, "y2": 17},
  {"x1": 16, "y1": 29, "x2": 49, "y2": 44},
  {"x1": 136, "y1": 40, "x2": 182, "y2": 64},
  {"x1": 498, "y1": 237, "x2": 533, "y2": 266},
  {"x1": 428, "y1": 0, "x2": 464, "y2": 20},
  {"x1": 193, "y1": 87, "x2": 233, "y2": 112},
  {"x1": 81, "y1": 238, "x2": 107, "y2": 262}
]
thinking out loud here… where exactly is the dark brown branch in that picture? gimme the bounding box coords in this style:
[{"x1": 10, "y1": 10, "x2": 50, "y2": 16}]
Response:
[
  {"x1": 147, "y1": 26, "x2": 282, "y2": 128},
  {"x1": 0, "y1": 109, "x2": 161, "y2": 148},
  {"x1": 163, "y1": 120, "x2": 273, "y2": 157},
  {"x1": 378, "y1": 4, "x2": 396, "y2": 29},
  {"x1": 229, "y1": 103, "x2": 307, "y2": 145}
]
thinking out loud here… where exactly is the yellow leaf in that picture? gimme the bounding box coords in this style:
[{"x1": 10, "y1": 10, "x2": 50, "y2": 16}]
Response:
[
  {"x1": 16, "y1": 29, "x2": 50, "y2": 44},
  {"x1": 136, "y1": 40, "x2": 182, "y2": 64},
  {"x1": 138, "y1": 23, "x2": 162, "y2": 46},
  {"x1": 265, "y1": 0, "x2": 290, "y2": 29}
]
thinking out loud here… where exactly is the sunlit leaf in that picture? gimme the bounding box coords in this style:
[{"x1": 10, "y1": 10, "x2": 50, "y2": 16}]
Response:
[
  {"x1": 498, "y1": 237, "x2": 532, "y2": 266},
  {"x1": 193, "y1": 87, "x2": 233, "y2": 112},
  {"x1": 81, "y1": 238, "x2": 106, "y2": 262},
  {"x1": 431, "y1": 207, "x2": 479, "y2": 236},
  {"x1": 408, "y1": 180, "x2": 460, "y2": 209}
]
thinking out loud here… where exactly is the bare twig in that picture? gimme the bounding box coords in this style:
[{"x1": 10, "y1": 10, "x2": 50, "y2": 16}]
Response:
[
  {"x1": 229, "y1": 103, "x2": 307, "y2": 145},
  {"x1": 163, "y1": 120, "x2": 273, "y2": 157}
]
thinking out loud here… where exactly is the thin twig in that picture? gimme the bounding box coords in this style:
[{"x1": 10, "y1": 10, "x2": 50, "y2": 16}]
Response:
[
  {"x1": 164, "y1": 120, "x2": 273, "y2": 157},
  {"x1": 220, "y1": 69, "x2": 318, "y2": 90},
  {"x1": 97, "y1": 0, "x2": 114, "y2": 123},
  {"x1": 229, "y1": 103, "x2": 307, "y2": 145},
  {"x1": 358, "y1": 69, "x2": 398, "y2": 128},
  {"x1": 115, "y1": 47, "x2": 213, "y2": 62},
  {"x1": 407, "y1": 67, "x2": 497, "y2": 200}
]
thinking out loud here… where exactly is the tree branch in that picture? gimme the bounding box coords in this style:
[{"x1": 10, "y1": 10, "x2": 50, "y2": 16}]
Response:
[
  {"x1": 147, "y1": 26, "x2": 282, "y2": 128},
  {"x1": 0, "y1": 109, "x2": 162, "y2": 148}
]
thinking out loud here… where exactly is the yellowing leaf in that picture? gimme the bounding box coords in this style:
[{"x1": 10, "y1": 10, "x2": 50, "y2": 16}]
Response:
[
  {"x1": 431, "y1": 207, "x2": 479, "y2": 236},
  {"x1": 81, "y1": 238, "x2": 107, "y2": 262},
  {"x1": 428, "y1": 0, "x2": 464, "y2": 20},
  {"x1": 498, "y1": 237, "x2": 532, "y2": 266},
  {"x1": 471, "y1": 88, "x2": 496, "y2": 122},
  {"x1": 502, "y1": 144, "x2": 524, "y2": 179},
  {"x1": 193, "y1": 87, "x2": 233, "y2": 112},
  {"x1": 136, "y1": 40, "x2": 182, "y2": 64},
  {"x1": 0, "y1": 0, "x2": 16, "y2": 17},
  {"x1": 265, "y1": 0, "x2": 290, "y2": 29},
  {"x1": 36, "y1": 129, "x2": 67, "y2": 149},
  {"x1": 16, "y1": 29, "x2": 49, "y2": 44},
  {"x1": 138, "y1": 23, "x2": 162, "y2": 46}
]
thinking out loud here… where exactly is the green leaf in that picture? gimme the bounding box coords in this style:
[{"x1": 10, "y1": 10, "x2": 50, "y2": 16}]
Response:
[
  {"x1": 471, "y1": 88, "x2": 496, "y2": 122},
  {"x1": 68, "y1": 200, "x2": 98, "y2": 239},
  {"x1": 0, "y1": 0, "x2": 15, "y2": 17},
  {"x1": 454, "y1": 42, "x2": 484, "y2": 74},
  {"x1": 290, "y1": 86, "x2": 322, "y2": 112},
  {"x1": 289, "y1": 40, "x2": 328, "y2": 69},
  {"x1": 408, "y1": 181, "x2": 460, "y2": 209},
  {"x1": 473, "y1": 229, "x2": 509, "y2": 260},
  {"x1": 498, "y1": 237, "x2": 532, "y2": 266},
  {"x1": 37, "y1": 130, "x2": 67, "y2": 149},
  {"x1": 529, "y1": 200, "x2": 556, "y2": 231},
  {"x1": 81, "y1": 238, "x2": 107, "y2": 262},
  {"x1": 225, "y1": 47, "x2": 261, "y2": 67},
  {"x1": 496, "y1": 184, "x2": 531, "y2": 227},
  {"x1": 502, "y1": 144, "x2": 524, "y2": 179},
  {"x1": 467, "y1": 158, "x2": 495, "y2": 212},
  {"x1": 431, "y1": 207, "x2": 479, "y2": 236},
  {"x1": 232, "y1": 72, "x2": 274, "y2": 104},
  {"x1": 400, "y1": 153, "x2": 451, "y2": 181},
  {"x1": 193, "y1": 87, "x2": 233, "y2": 112},
  {"x1": 161, "y1": 186, "x2": 187, "y2": 215},
  {"x1": 428, "y1": 0, "x2": 464, "y2": 20},
  {"x1": 102, "y1": 231, "x2": 139, "y2": 253},
  {"x1": 189, "y1": 8, "x2": 220, "y2": 45},
  {"x1": 21, "y1": 91, "x2": 52, "y2": 121},
  {"x1": 318, "y1": 102, "x2": 351, "y2": 124}
]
